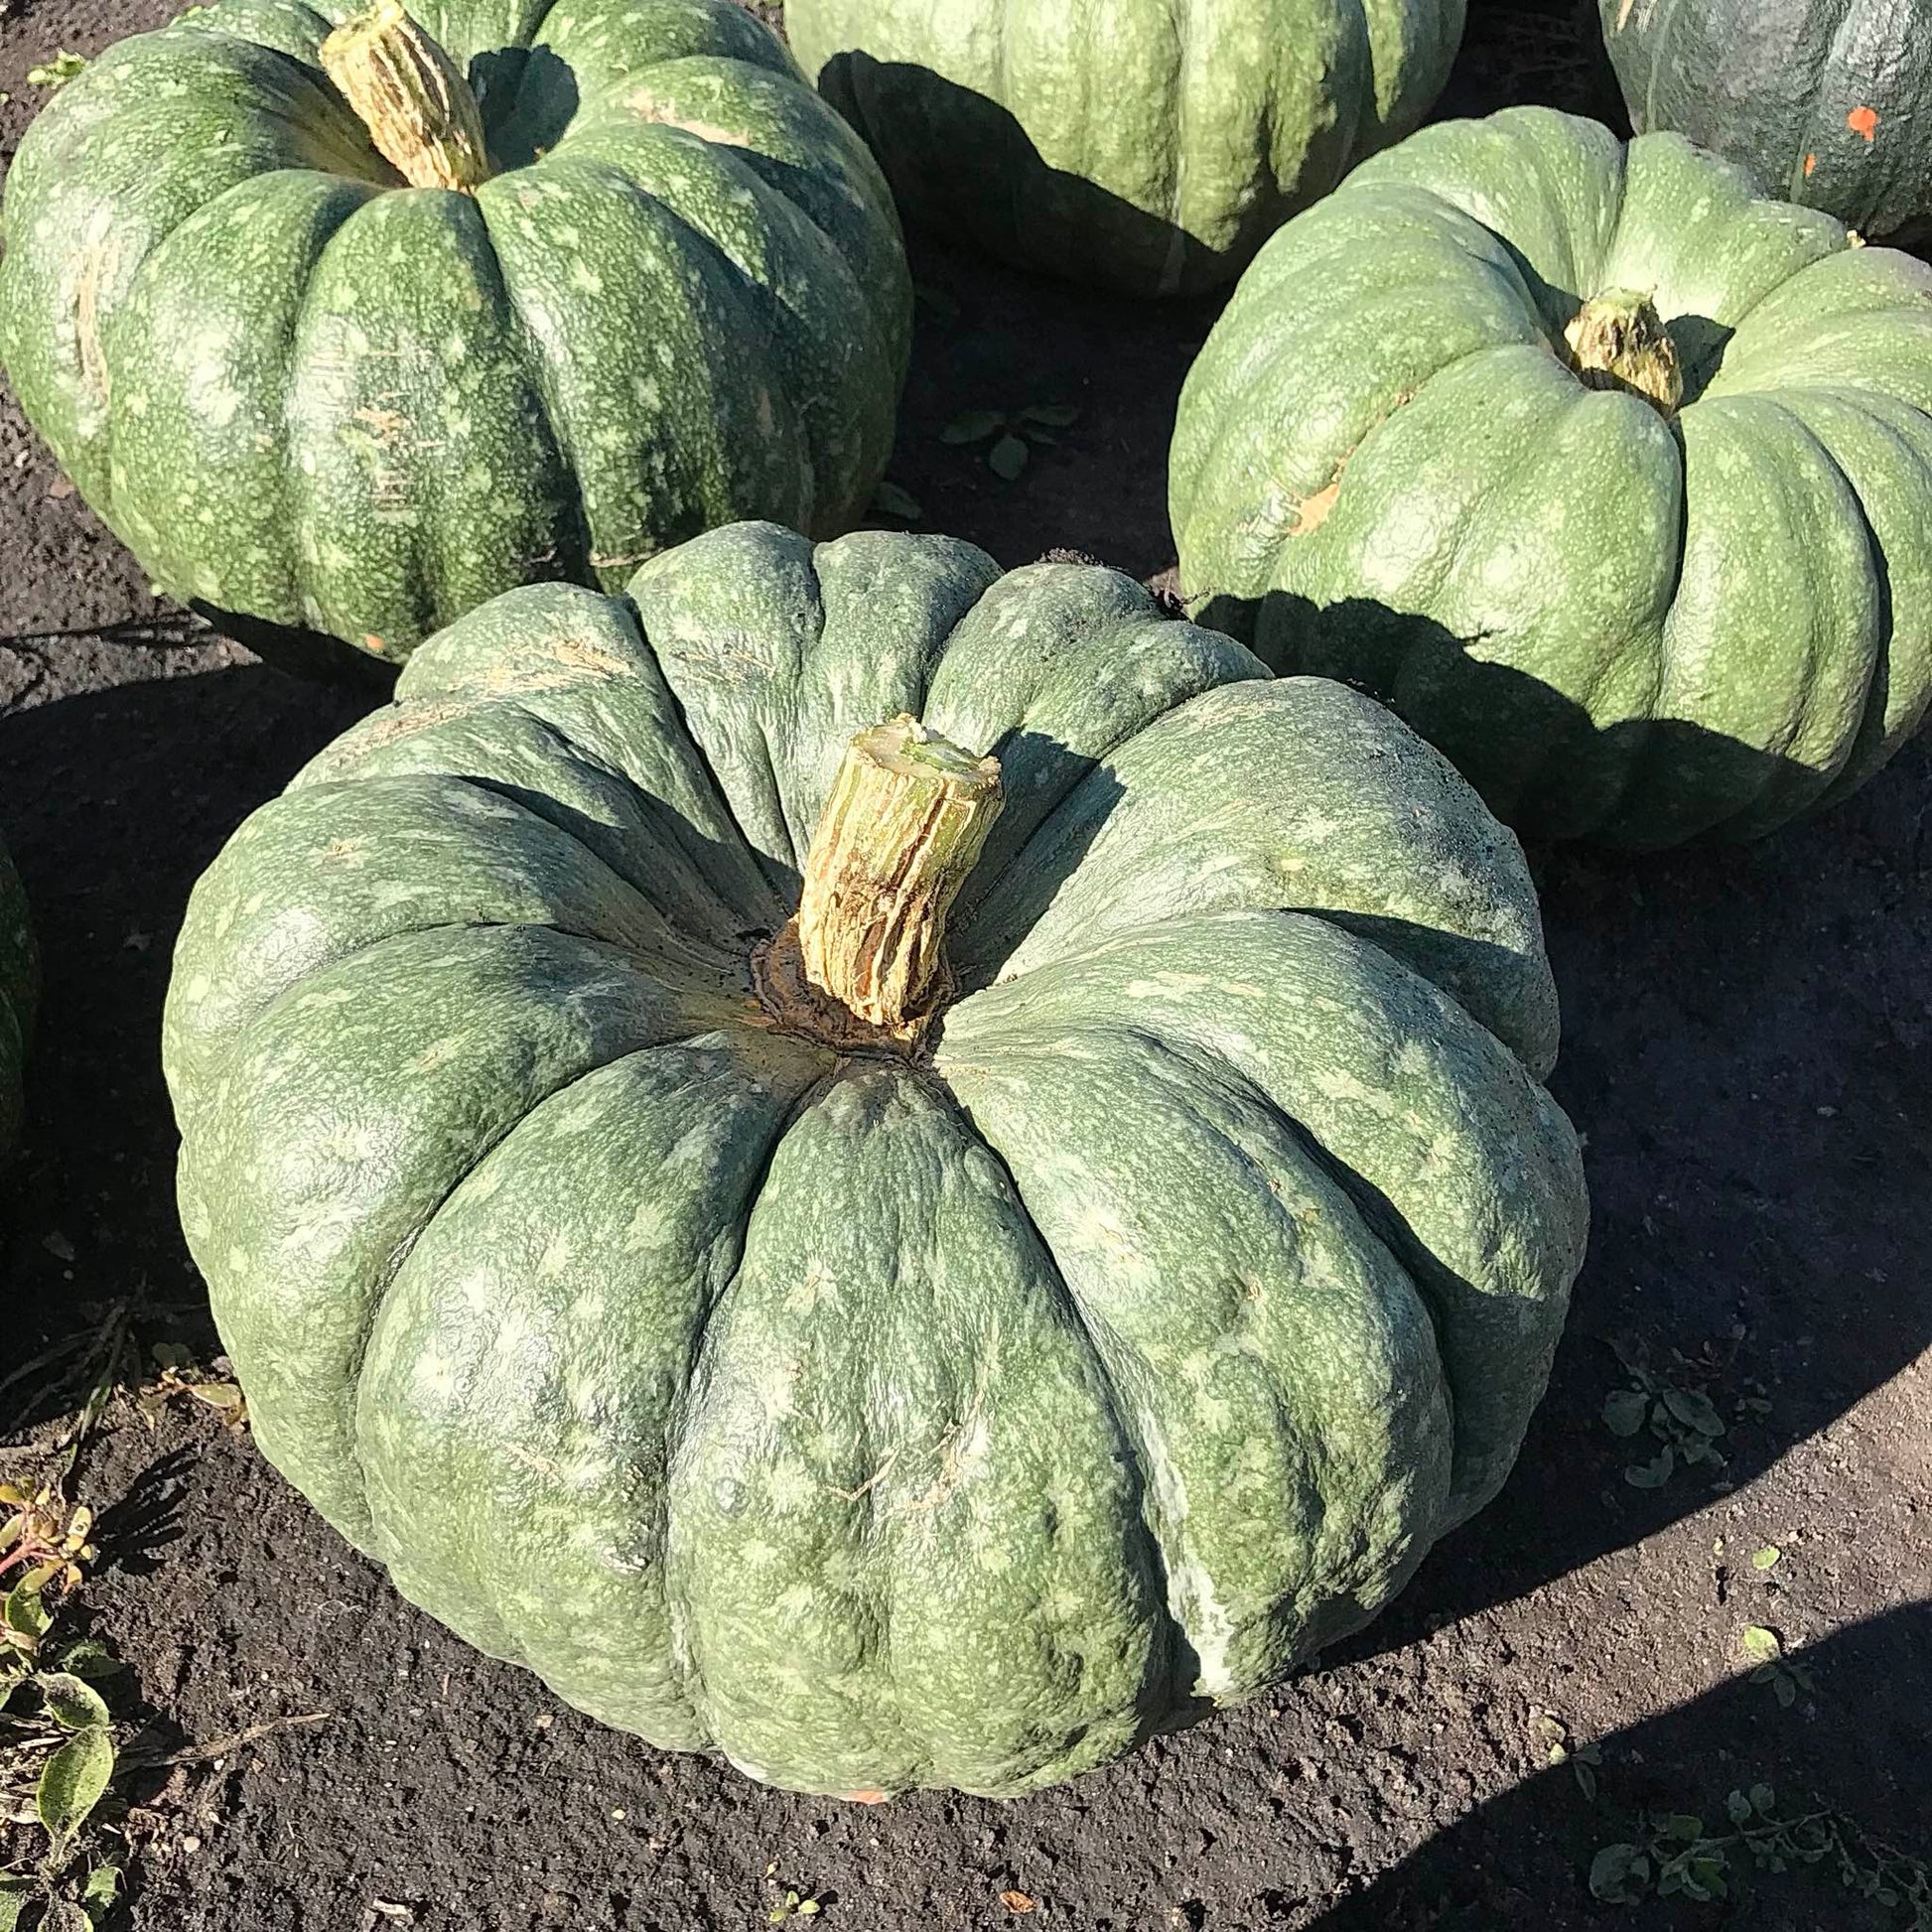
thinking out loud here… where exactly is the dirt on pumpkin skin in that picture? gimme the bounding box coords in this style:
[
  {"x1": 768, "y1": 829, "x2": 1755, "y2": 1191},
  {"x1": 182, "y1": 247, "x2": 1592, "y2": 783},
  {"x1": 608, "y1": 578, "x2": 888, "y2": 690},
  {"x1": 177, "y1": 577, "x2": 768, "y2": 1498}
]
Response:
[{"x1": 1, "y1": 3, "x2": 1927, "y2": 1927}]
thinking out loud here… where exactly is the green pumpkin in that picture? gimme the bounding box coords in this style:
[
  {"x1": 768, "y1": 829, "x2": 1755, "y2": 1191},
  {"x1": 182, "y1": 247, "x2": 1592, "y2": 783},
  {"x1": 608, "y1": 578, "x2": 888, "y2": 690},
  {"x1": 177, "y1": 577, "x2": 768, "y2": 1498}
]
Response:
[
  {"x1": 1600, "y1": 0, "x2": 1932, "y2": 248},
  {"x1": 0, "y1": 843, "x2": 35, "y2": 1161},
  {"x1": 1173, "y1": 108, "x2": 1932, "y2": 847},
  {"x1": 164, "y1": 519, "x2": 1586, "y2": 1798},
  {"x1": 0, "y1": 0, "x2": 908, "y2": 667},
  {"x1": 782, "y1": 0, "x2": 1466, "y2": 297}
]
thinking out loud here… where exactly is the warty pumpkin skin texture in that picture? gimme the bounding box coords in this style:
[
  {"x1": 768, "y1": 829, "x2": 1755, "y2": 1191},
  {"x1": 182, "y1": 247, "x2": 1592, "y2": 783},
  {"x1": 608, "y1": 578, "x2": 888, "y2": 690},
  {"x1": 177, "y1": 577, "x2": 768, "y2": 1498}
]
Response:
[
  {"x1": 1172, "y1": 108, "x2": 1932, "y2": 847},
  {"x1": 782, "y1": 0, "x2": 1466, "y2": 298},
  {"x1": 0, "y1": 843, "x2": 35, "y2": 1161},
  {"x1": 163, "y1": 520, "x2": 1587, "y2": 1798},
  {"x1": 1600, "y1": 0, "x2": 1932, "y2": 249},
  {"x1": 0, "y1": 0, "x2": 909, "y2": 667}
]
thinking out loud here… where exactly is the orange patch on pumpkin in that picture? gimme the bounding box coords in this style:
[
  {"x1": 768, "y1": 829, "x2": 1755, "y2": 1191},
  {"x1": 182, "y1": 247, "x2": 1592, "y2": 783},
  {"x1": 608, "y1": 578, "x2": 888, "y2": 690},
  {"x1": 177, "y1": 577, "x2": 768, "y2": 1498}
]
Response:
[
  {"x1": 1848, "y1": 105, "x2": 1879, "y2": 142},
  {"x1": 1290, "y1": 481, "x2": 1342, "y2": 537}
]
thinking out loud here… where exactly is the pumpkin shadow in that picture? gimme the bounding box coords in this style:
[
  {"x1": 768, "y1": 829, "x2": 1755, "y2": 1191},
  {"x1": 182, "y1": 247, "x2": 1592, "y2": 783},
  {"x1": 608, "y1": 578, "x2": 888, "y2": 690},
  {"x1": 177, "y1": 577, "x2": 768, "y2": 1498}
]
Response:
[
  {"x1": 812, "y1": 54, "x2": 1269, "y2": 299},
  {"x1": 1308, "y1": 1601, "x2": 1929, "y2": 1929}
]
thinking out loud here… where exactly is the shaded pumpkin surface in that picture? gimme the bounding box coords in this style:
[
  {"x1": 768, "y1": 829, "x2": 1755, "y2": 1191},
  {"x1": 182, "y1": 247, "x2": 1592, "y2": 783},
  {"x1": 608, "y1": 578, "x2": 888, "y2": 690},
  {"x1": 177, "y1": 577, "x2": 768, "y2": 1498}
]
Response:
[
  {"x1": 0, "y1": 0, "x2": 908, "y2": 665},
  {"x1": 1600, "y1": 0, "x2": 1932, "y2": 248},
  {"x1": 783, "y1": 0, "x2": 1466, "y2": 297},
  {"x1": 1172, "y1": 107, "x2": 1932, "y2": 848},
  {"x1": 163, "y1": 521, "x2": 1587, "y2": 1798},
  {"x1": 0, "y1": 840, "x2": 35, "y2": 1159}
]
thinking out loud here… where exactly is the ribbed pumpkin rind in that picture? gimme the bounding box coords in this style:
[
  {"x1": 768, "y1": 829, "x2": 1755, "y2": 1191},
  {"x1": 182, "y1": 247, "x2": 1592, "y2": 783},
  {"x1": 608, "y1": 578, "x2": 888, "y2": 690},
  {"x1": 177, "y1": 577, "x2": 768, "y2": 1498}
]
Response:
[
  {"x1": 0, "y1": 0, "x2": 910, "y2": 664},
  {"x1": 1599, "y1": 0, "x2": 1932, "y2": 248},
  {"x1": 783, "y1": 0, "x2": 1466, "y2": 296},
  {"x1": 1171, "y1": 107, "x2": 1932, "y2": 847},
  {"x1": 164, "y1": 521, "x2": 1587, "y2": 1797}
]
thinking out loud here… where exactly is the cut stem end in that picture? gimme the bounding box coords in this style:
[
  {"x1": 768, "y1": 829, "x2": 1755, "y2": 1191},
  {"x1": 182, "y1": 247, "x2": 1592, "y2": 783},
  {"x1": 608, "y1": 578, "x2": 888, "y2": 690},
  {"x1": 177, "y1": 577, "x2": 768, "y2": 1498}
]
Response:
[
  {"x1": 763, "y1": 716, "x2": 1002, "y2": 1047},
  {"x1": 1564, "y1": 288, "x2": 1683, "y2": 419},
  {"x1": 320, "y1": 0, "x2": 492, "y2": 194}
]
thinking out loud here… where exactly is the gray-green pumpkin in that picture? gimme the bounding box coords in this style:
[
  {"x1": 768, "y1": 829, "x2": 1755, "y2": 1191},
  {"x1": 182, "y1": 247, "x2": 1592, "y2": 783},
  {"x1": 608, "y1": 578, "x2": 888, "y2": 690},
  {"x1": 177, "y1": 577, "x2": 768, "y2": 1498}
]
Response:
[
  {"x1": 1172, "y1": 107, "x2": 1932, "y2": 847},
  {"x1": 0, "y1": 0, "x2": 908, "y2": 667},
  {"x1": 0, "y1": 842, "x2": 35, "y2": 1161},
  {"x1": 164, "y1": 519, "x2": 1587, "y2": 1798},
  {"x1": 783, "y1": 0, "x2": 1466, "y2": 297}
]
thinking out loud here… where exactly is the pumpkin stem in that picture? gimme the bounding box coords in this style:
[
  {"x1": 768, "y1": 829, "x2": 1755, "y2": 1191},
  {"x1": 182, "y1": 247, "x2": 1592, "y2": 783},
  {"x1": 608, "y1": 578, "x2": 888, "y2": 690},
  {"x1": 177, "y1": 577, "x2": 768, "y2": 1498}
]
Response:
[
  {"x1": 1564, "y1": 289, "x2": 1683, "y2": 419},
  {"x1": 320, "y1": 0, "x2": 491, "y2": 194},
  {"x1": 788, "y1": 716, "x2": 1003, "y2": 1039}
]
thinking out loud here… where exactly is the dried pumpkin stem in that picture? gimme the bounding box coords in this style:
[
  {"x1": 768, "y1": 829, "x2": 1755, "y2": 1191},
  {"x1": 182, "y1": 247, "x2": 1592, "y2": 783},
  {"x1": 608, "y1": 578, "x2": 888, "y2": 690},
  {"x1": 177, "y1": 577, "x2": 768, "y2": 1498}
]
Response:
[
  {"x1": 1565, "y1": 288, "x2": 1683, "y2": 419},
  {"x1": 320, "y1": 0, "x2": 491, "y2": 194},
  {"x1": 795, "y1": 716, "x2": 1003, "y2": 1035}
]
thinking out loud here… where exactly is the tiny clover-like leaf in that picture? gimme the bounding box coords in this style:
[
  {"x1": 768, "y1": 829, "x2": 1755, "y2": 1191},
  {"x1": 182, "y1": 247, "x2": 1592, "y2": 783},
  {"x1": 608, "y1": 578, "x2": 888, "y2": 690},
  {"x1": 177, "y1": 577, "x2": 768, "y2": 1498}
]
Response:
[
  {"x1": 988, "y1": 434, "x2": 1030, "y2": 482},
  {"x1": 37, "y1": 1672, "x2": 110, "y2": 1729},
  {"x1": 1739, "y1": 1624, "x2": 1784, "y2": 1665},
  {"x1": 1601, "y1": 1387, "x2": 1648, "y2": 1437},
  {"x1": 939, "y1": 409, "x2": 1005, "y2": 446},
  {"x1": 1751, "y1": 1544, "x2": 1781, "y2": 1570},
  {"x1": 1748, "y1": 1782, "x2": 1776, "y2": 1814},
  {"x1": 1726, "y1": 1789, "x2": 1754, "y2": 1826},
  {"x1": 1660, "y1": 1814, "x2": 1706, "y2": 1843},
  {"x1": 1587, "y1": 1843, "x2": 1648, "y2": 1903},
  {"x1": 37, "y1": 1724, "x2": 114, "y2": 1848},
  {"x1": 1624, "y1": 1445, "x2": 1674, "y2": 1488}
]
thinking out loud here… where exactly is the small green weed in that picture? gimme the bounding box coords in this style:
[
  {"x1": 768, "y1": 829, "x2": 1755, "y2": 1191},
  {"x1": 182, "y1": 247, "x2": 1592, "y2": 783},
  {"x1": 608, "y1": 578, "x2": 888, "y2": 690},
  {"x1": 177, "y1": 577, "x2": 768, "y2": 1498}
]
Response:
[
  {"x1": 1589, "y1": 1783, "x2": 1931, "y2": 1923},
  {"x1": 24, "y1": 53, "x2": 85, "y2": 89},
  {"x1": 1600, "y1": 1337, "x2": 1767, "y2": 1490},
  {"x1": 939, "y1": 405, "x2": 1079, "y2": 481}
]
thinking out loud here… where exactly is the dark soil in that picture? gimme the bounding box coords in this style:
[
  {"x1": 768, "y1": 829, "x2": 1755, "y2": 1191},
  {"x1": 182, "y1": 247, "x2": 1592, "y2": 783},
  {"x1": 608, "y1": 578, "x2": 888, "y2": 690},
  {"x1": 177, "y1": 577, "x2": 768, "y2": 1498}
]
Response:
[{"x1": 2, "y1": 3, "x2": 1927, "y2": 1929}]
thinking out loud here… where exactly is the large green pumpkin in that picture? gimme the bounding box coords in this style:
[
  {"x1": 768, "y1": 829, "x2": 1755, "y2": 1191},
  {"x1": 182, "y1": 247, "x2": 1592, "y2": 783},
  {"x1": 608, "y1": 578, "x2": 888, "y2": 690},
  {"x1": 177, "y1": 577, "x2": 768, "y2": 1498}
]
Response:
[
  {"x1": 0, "y1": 843, "x2": 35, "y2": 1162},
  {"x1": 1600, "y1": 0, "x2": 1932, "y2": 248},
  {"x1": 782, "y1": 0, "x2": 1466, "y2": 297},
  {"x1": 0, "y1": 0, "x2": 908, "y2": 666},
  {"x1": 1173, "y1": 108, "x2": 1932, "y2": 847},
  {"x1": 164, "y1": 520, "x2": 1586, "y2": 1798}
]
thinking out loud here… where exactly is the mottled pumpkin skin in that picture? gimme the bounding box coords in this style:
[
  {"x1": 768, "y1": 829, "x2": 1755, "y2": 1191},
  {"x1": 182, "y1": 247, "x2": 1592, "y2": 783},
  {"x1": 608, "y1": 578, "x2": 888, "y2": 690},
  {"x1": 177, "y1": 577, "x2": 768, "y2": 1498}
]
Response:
[
  {"x1": 1173, "y1": 109, "x2": 1932, "y2": 847},
  {"x1": 164, "y1": 521, "x2": 1586, "y2": 1798},
  {"x1": 0, "y1": 0, "x2": 908, "y2": 665},
  {"x1": 783, "y1": 0, "x2": 1465, "y2": 297},
  {"x1": 0, "y1": 843, "x2": 35, "y2": 1160},
  {"x1": 1601, "y1": 0, "x2": 1932, "y2": 249}
]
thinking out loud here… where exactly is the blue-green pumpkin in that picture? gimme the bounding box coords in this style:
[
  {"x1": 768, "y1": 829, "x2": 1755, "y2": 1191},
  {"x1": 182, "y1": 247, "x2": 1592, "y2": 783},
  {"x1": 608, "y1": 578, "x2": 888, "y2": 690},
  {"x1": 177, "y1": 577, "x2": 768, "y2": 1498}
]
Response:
[
  {"x1": 1173, "y1": 108, "x2": 1932, "y2": 847},
  {"x1": 0, "y1": 0, "x2": 908, "y2": 667},
  {"x1": 164, "y1": 521, "x2": 1587, "y2": 1797}
]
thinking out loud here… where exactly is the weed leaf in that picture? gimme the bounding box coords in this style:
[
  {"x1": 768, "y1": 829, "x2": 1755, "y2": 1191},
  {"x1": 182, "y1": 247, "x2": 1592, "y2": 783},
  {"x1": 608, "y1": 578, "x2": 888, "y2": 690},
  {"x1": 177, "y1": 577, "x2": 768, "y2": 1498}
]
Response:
[
  {"x1": 1588, "y1": 1843, "x2": 1647, "y2": 1903},
  {"x1": 1601, "y1": 1388, "x2": 1648, "y2": 1437},
  {"x1": 38, "y1": 1724, "x2": 113, "y2": 1846},
  {"x1": 988, "y1": 434, "x2": 1030, "y2": 481},
  {"x1": 940, "y1": 410, "x2": 1004, "y2": 446},
  {"x1": 37, "y1": 1672, "x2": 109, "y2": 1729}
]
